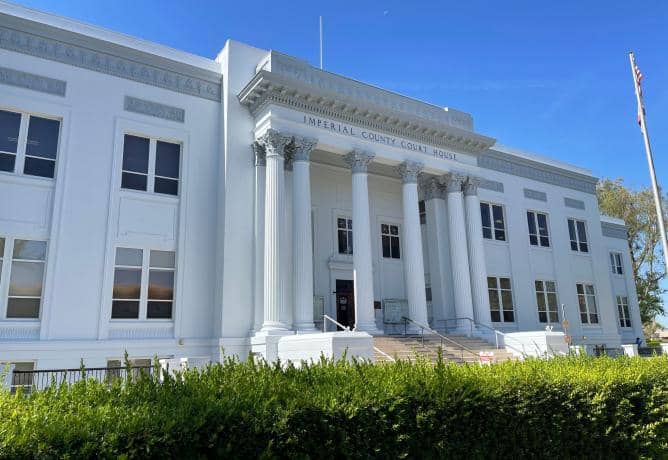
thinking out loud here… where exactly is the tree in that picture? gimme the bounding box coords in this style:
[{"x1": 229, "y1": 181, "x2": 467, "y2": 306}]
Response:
[{"x1": 597, "y1": 178, "x2": 666, "y2": 324}]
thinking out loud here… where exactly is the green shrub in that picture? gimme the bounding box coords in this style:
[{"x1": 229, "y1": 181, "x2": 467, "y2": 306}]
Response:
[{"x1": 1, "y1": 356, "x2": 668, "y2": 459}]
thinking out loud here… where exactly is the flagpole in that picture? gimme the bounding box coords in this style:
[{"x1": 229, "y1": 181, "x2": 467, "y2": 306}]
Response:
[
  {"x1": 629, "y1": 51, "x2": 668, "y2": 271},
  {"x1": 319, "y1": 16, "x2": 323, "y2": 70}
]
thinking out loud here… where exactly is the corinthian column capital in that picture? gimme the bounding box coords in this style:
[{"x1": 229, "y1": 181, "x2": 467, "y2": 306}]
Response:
[
  {"x1": 396, "y1": 161, "x2": 424, "y2": 184},
  {"x1": 463, "y1": 176, "x2": 483, "y2": 196},
  {"x1": 442, "y1": 173, "x2": 467, "y2": 193},
  {"x1": 421, "y1": 177, "x2": 445, "y2": 200},
  {"x1": 344, "y1": 149, "x2": 375, "y2": 173},
  {"x1": 252, "y1": 141, "x2": 266, "y2": 167},
  {"x1": 256, "y1": 129, "x2": 292, "y2": 157},
  {"x1": 291, "y1": 136, "x2": 318, "y2": 162}
]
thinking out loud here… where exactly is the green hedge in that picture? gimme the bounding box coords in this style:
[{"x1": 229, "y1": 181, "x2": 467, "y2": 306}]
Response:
[{"x1": 1, "y1": 356, "x2": 668, "y2": 459}]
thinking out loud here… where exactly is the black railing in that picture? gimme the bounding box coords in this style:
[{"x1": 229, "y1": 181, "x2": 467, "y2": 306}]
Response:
[{"x1": 9, "y1": 365, "x2": 155, "y2": 393}]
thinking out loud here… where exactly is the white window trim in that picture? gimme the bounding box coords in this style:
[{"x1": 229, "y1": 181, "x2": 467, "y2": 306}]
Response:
[
  {"x1": 576, "y1": 282, "x2": 599, "y2": 325},
  {"x1": 616, "y1": 295, "x2": 632, "y2": 328},
  {"x1": 568, "y1": 218, "x2": 589, "y2": 253},
  {"x1": 120, "y1": 133, "x2": 182, "y2": 196},
  {"x1": 481, "y1": 202, "x2": 507, "y2": 242},
  {"x1": 335, "y1": 215, "x2": 354, "y2": 256},
  {"x1": 0, "y1": 237, "x2": 47, "y2": 321},
  {"x1": 379, "y1": 221, "x2": 401, "y2": 260},
  {"x1": 610, "y1": 252, "x2": 624, "y2": 275},
  {"x1": 0, "y1": 107, "x2": 61, "y2": 180},
  {"x1": 488, "y1": 275, "x2": 515, "y2": 323},
  {"x1": 534, "y1": 279, "x2": 559, "y2": 324},
  {"x1": 527, "y1": 210, "x2": 551, "y2": 248}
]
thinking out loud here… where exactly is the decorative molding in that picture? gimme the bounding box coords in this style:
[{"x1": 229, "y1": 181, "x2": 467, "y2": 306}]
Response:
[
  {"x1": 256, "y1": 129, "x2": 292, "y2": 157},
  {"x1": 463, "y1": 176, "x2": 482, "y2": 196},
  {"x1": 564, "y1": 197, "x2": 585, "y2": 210},
  {"x1": 395, "y1": 161, "x2": 423, "y2": 184},
  {"x1": 478, "y1": 149, "x2": 598, "y2": 194},
  {"x1": 290, "y1": 136, "x2": 318, "y2": 162},
  {"x1": 0, "y1": 65, "x2": 66, "y2": 96},
  {"x1": 0, "y1": 19, "x2": 221, "y2": 101},
  {"x1": 344, "y1": 149, "x2": 375, "y2": 173},
  {"x1": 441, "y1": 173, "x2": 466, "y2": 193},
  {"x1": 524, "y1": 188, "x2": 547, "y2": 202},
  {"x1": 124, "y1": 96, "x2": 185, "y2": 123},
  {"x1": 108, "y1": 325, "x2": 174, "y2": 339},
  {"x1": 0, "y1": 324, "x2": 40, "y2": 340},
  {"x1": 601, "y1": 222, "x2": 628, "y2": 240},
  {"x1": 479, "y1": 179, "x2": 504, "y2": 193},
  {"x1": 252, "y1": 141, "x2": 266, "y2": 167}
]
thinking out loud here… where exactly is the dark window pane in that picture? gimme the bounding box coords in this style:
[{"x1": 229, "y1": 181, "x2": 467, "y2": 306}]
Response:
[
  {"x1": 576, "y1": 221, "x2": 587, "y2": 242},
  {"x1": 537, "y1": 214, "x2": 549, "y2": 236},
  {"x1": 539, "y1": 312, "x2": 547, "y2": 323},
  {"x1": 6, "y1": 298, "x2": 40, "y2": 318},
  {"x1": 338, "y1": 230, "x2": 348, "y2": 254},
  {"x1": 492, "y1": 205, "x2": 505, "y2": 230},
  {"x1": 590, "y1": 314, "x2": 598, "y2": 324},
  {"x1": 527, "y1": 212, "x2": 536, "y2": 235},
  {"x1": 549, "y1": 312, "x2": 559, "y2": 322},
  {"x1": 0, "y1": 152, "x2": 16, "y2": 172},
  {"x1": 122, "y1": 172, "x2": 147, "y2": 191},
  {"x1": 148, "y1": 270, "x2": 174, "y2": 300},
  {"x1": 154, "y1": 177, "x2": 178, "y2": 195},
  {"x1": 0, "y1": 110, "x2": 21, "y2": 153},
  {"x1": 348, "y1": 232, "x2": 353, "y2": 254},
  {"x1": 155, "y1": 141, "x2": 180, "y2": 179},
  {"x1": 568, "y1": 220, "x2": 576, "y2": 241},
  {"x1": 580, "y1": 313, "x2": 588, "y2": 323},
  {"x1": 529, "y1": 235, "x2": 538, "y2": 246},
  {"x1": 112, "y1": 300, "x2": 139, "y2": 319},
  {"x1": 391, "y1": 236, "x2": 400, "y2": 259},
  {"x1": 26, "y1": 117, "x2": 60, "y2": 159},
  {"x1": 482, "y1": 227, "x2": 492, "y2": 239},
  {"x1": 495, "y1": 229, "x2": 506, "y2": 241},
  {"x1": 381, "y1": 235, "x2": 390, "y2": 258},
  {"x1": 147, "y1": 301, "x2": 172, "y2": 319},
  {"x1": 347, "y1": 220, "x2": 352, "y2": 230},
  {"x1": 23, "y1": 157, "x2": 55, "y2": 178},
  {"x1": 337, "y1": 218, "x2": 346, "y2": 229},
  {"x1": 381, "y1": 224, "x2": 389, "y2": 234},
  {"x1": 13, "y1": 240, "x2": 47, "y2": 260},
  {"x1": 503, "y1": 311, "x2": 514, "y2": 322},
  {"x1": 570, "y1": 241, "x2": 578, "y2": 251},
  {"x1": 113, "y1": 269, "x2": 141, "y2": 299},
  {"x1": 390, "y1": 225, "x2": 399, "y2": 236},
  {"x1": 490, "y1": 311, "x2": 501, "y2": 322},
  {"x1": 480, "y1": 203, "x2": 491, "y2": 228},
  {"x1": 580, "y1": 242, "x2": 588, "y2": 253},
  {"x1": 122, "y1": 135, "x2": 149, "y2": 173},
  {"x1": 540, "y1": 236, "x2": 550, "y2": 247}
]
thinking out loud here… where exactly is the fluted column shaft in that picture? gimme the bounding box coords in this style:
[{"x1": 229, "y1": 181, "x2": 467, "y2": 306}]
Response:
[
  {"x1": 397, "y1": 161, "x2": 429, "y2": 329},
  {"x1": 283, "y1": 157, "x2": 294, "y2": 328},
  {"x1": 292, "y1": 137, "x2": 318, "y2": 332},
  {"x1": 252, "y1": 142, "x2": 266, "y2": 332},
  {"x1": 464, "y1": 178, "x2": 492, "y2": 327},
  {"x1": 345, "y1": 150, "x2": 382, "y2": 334},
  {"x1": 444, "y1": 174, "x2": 475, "y2": 334},
  {"x1": 258, "y1": 130, "x2": 290, "y2": 331}
]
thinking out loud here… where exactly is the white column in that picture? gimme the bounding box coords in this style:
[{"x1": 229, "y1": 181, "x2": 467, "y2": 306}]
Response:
[
  {"x1": 257, "y1": 129, "x2": 291, "y2": 331},
  {"x1": 464, "y1": 177, "x2": 492, "y2": 327},
  {"x1": 443, "y1": 173, "x2": 475, "y2": 334},
  {"x1": 283, "y1": 154, "x2": 294, "y2": 329},
  {"x1": 397, "y1": 161, "x2": 429, "y2": 329},
  {"x1": 252, "y1": 142, "x2": 266, "y2": 332},
  {"x1": 344, "y1": 150, "x2": 382, "y2": 335},
  {"x1": 292, "y1": 136, "x2": 318, "y2": 332}
]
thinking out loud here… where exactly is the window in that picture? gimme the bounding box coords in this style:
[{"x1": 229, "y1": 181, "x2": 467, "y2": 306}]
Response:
[
  {"x1": 487, "y1": 277, "x2": 514, "y2": 322},
  {"x1": 106, "y1": 358, "x2": 153, "y2": 382},
  {"x1": 337, "y1": 217, "x2": 353, "y2": 255},
  {"x1": 9, "y1": 362, "x2": 34, "y2": 394},
  {"x1": 535, "y1": 280, "x2": 558, "y2": 323},
  {"x1": 568, "y1": 219, "x2": 588, "y2": 253},
  {"x1": 121, "y1": 134, "x2": 180, "y2": 196},
  {"x1": 527, "y1": 211, "x2": 550, "y2": 247},
  {"x1": 7, "y1": 240, "x2": 47, "y2": 319},
  {"x1": 576, "y1": 283, "x2": 598, "y2": 324},
  {"x1": 0, "y1": 109, "x2": 60, "y2": 178},
  {"x1": 610, "y1": 252, "x2": 623, "y2": 275},
  {"x1": 419, "y1": 200, "x2": 426, "y2": 225},
  {"x1": 617, "y1": 296, "x2": 631, "y2": 328},
  {"x1": 381, "y1": 223, "x2": 400, "y2": 259},
  {"x1": 0, "y1": 237, "x2": 4, "y2": 286},
  {"x1": 480, "y1": 202, "x2": 506, "y2": 241},
  {"x1": 112, "y1": 248, "x2": 176, "y2": 320}
]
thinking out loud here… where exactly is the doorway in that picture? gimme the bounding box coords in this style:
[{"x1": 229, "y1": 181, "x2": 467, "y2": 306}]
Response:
[{"x1": 335, "y1": 279, "x2": 355, "y2": 330}]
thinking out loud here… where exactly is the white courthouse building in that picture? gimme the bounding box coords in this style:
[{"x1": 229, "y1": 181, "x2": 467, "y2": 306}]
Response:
[{"x1": 0, "y1": 2, "x2": 644, "y2": 370}]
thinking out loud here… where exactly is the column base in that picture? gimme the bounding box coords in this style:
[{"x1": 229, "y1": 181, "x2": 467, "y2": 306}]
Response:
[
  {"x1": 294, "y1": 323, "x2": 318, "y2": 334},
  {"x1": 354, "y1": 322, "x2": 384, "y2": 336},
  {"x1": 251, "y1": 329, "x2": 295, "y2": 362}
]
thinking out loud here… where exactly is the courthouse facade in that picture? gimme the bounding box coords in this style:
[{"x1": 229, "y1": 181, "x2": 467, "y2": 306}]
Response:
[{"x1": 0, "y1": 2, "x2": 644, "y2": 369}]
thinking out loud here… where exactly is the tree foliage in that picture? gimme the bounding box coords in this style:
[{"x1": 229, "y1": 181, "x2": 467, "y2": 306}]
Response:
[{"x1": 597, "y1": 178, "x2": 666, "y2": 323}]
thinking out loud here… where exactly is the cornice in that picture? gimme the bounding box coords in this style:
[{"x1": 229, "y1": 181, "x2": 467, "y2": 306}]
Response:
[{"x1": 238, "y1": 70, "x2": 495, "y2": 156}]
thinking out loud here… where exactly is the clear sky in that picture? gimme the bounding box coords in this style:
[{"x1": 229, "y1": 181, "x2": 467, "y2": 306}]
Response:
[{"x1": 9, "y1": 0, "x2": 668, "y2": 323}]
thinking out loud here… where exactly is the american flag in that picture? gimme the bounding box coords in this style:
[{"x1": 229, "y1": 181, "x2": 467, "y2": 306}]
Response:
[{"x1": 633, "y1": 58, "x2": 646, "y2": 126}]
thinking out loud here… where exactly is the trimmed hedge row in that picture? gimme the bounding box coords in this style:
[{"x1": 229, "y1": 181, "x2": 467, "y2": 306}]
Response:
[{"x1": 1, "y1": 356, "x2": 668, "y2": 459}]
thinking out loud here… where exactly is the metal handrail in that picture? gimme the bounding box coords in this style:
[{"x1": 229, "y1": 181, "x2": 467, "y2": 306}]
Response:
[
  {"x1": 443, "y1": 316, "x2": 539, "y2": 358},
  {"x1": 323, "y1": 314, "x2": 350, "y2": 332},
  {"x1": 373, "y1": 346, "x2": 396, "y2": 362},
  {"x1": 402, "y1": 316, "x2": 480, "y2": 362}
]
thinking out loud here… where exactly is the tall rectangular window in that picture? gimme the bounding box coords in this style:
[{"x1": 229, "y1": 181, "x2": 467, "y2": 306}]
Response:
[
  {"x1": 480, "y1": 202, "x2": 506, "y2": 241},
  {"x1": 121, "y1": 134, "x2": 181, "y2": 196},
  {"x1": 0, "y1": 109, "x2": 60, "y2": 178},
  {"x1": 380, "y1": 223, "x2": 401, "y2": 259},
  {"x1": 0, "y1": 237, "x2": 4, "y2": 287},
  {"x1": 527, "y1": 211, "x2": 550, "y2": 247},
  {"x1": 112, "y1": 248, "x2": 176, "y2": 320},
  {"x1": 337, "y1": 217, "x2": 353, "y2": 255},
  {"x1": 487, "y1": 277, "x2": 514, "y2": 323},
  {"x1": 610, "y1": 252, "x2": 623, "y2": 275},
  {"x1": 7, "y1": 240, "x2": 47, "y2": 318},
  {"x1": 617, "y1": 295, "x2": 631, "y2": 328},
  {"x1": 576, "y1": 283, "x2": 598, "y2": 324},
  {"x1": 535, "y1": 280, "x2": 558, "y2": 323},
  {"x1": 568, "y1": 219, "x2": 589, "y2": 253}
]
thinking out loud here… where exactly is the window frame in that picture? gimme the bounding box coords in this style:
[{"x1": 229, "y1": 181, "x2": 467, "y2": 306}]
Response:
[
  {"x1": 616, "y1": 295, "x2": 631, "y2": 328},
  {"x1": 610, "y1": 252, "x2": 623, "y2": 275},
  {"x1": 527, "y1": 210, "x2": 551, "y2": 248},
  {"x1": 576, "y1": 282, "x2": 599, "y2": 325},
  {"x1": 534, "y1": 279, "x2": 559, "y2": 324},
  {"x1": 0, "y1": 238, "x2": 48, "y2": 320},
  {"x1": 120, "y1": 133, "x2": 182, "y2": 197},
  {"x1": 336, "y1": 216, "x2": 353, "y2": 255},
  {"x1": 480, "y1": 202, "x2": 507, "y2": 242},
  {"x1": 380, "y1": 222, "x2": 401, "y2": 259},
  {"x1": 111, "y1": 247, "x2": 176, "y2": 321},
  {"x1": 568, "y1": 218, "x2": 589, "y2": 253},
  {"x1": 0, "y1": 108, "x2": 62, "y2": 180},
  {"x1": 487, "y1": 276, "x2": 515, "y2": 323}
]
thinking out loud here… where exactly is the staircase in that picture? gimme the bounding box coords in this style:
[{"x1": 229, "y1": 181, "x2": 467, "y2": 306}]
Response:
[{"x1": 373, "y1": 333, "x2": 516, "y2": 364}]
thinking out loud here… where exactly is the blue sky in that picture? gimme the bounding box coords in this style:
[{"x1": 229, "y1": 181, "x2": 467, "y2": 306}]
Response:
[{"x1": 11, "y1": 0, "x2": 668, "y2": 322}]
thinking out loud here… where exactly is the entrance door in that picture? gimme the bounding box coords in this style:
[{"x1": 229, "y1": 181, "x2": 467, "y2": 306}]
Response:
[{"x1": 335, "y1": 279, "x2": 355, "y2": 330}]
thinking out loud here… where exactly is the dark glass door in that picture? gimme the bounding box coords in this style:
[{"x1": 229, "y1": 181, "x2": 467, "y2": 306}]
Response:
[{"x1": 335, "y1": 279, "x2": 355, "y2": 330}]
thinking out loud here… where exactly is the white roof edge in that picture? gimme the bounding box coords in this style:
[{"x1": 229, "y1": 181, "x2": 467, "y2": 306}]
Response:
[
  {"x1": 0, "y1": 0, "x2": 222, "y2": 73},
  {"x1": 492, "y1": 143, "x2": 594, "y2": 177},
  {"x1": 601, "y1": 215, "x2": 626, "y2": 226}
]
